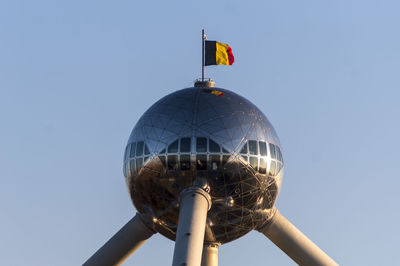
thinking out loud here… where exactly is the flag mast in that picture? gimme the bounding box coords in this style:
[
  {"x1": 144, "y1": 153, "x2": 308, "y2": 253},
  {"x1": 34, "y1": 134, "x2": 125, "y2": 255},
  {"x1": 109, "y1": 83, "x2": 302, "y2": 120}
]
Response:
[
  {"x1": 195, "y1": 29, "x2": 214, "y2": 88},
  {"x1": 202, "y1": 29, "x2": 205, "y2": 81}
]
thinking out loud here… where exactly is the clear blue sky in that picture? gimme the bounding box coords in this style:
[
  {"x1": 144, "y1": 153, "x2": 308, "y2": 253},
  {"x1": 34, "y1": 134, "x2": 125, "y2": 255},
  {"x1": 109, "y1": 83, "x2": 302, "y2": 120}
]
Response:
[{"x1": 1, "y1": 1, "x2": 399, "y2": 265}]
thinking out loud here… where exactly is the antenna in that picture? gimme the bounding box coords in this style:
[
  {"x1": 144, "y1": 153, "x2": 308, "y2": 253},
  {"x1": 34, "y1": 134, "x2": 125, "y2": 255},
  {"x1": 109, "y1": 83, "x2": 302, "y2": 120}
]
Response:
[{"x1": 202, "y1": 29, "x2": 205, "y2": 82}]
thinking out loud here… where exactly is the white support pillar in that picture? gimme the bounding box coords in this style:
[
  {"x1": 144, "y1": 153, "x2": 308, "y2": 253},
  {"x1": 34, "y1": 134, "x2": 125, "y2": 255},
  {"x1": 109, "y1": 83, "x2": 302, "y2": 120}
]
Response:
[
  {"x1": 84, "y1": 213, "x2": 156, "y2": 266},
  {"x1": 257, "y1": 209, "x2": 338, "y2": 266},
  {"x1": 201, "y1": 243, "x2": 220, "y2": 266},
  {"x1": 172, "y1": 186, "x2": 212, "y2": 266}
]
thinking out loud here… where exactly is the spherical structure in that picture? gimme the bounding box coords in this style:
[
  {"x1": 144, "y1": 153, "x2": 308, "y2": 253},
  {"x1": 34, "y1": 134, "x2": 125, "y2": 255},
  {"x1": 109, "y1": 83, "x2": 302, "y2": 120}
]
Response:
[{"x1": 123, "y1": 87, "x2": 284, "y2": 244}]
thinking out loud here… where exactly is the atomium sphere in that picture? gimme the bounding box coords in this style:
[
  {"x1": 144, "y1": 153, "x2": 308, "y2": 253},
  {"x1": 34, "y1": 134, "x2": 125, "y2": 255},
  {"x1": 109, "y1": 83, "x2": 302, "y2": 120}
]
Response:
[{"x1": 123, "y1": 87, "x2": 284, "y2": 244}]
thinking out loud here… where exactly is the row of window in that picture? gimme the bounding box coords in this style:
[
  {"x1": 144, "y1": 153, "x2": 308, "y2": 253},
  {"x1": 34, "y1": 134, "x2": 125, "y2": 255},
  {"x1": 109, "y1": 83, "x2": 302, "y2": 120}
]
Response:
[
  {"x1": 125, "y1": 138, "x2": 283, "y2": 161},
  {"x1": 240, "y1": 140, "x2": 283, "y2": 162},
  {"x1": 124, "y1": 153, "x2": 283, "y2": 177}
]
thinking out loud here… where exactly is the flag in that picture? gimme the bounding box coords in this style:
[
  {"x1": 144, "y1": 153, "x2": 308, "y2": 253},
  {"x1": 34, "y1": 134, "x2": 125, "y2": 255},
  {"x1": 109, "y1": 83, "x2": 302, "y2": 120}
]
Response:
[{"x1": 205, "y1": 41, "x2": 234, "y2": 66}]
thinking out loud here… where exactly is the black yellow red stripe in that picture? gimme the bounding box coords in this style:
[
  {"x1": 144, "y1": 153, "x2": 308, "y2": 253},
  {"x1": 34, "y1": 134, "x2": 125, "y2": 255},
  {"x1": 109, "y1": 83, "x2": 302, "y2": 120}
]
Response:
[{"x1": 205, "y1": 41, "x2": 234, "y2": 66}]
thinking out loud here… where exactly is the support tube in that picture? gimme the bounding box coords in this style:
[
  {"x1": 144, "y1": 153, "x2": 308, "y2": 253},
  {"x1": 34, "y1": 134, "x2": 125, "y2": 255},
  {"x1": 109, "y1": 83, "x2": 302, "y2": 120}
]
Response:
[
  {"x1": 172, "y1": 187, "x2": 212, "y2": 266},
  {"x1": 84, "y1": 213, "x2": 156, "y2": 266},
  {"x1": 201, "y1": 243, "x2": 219, "y2": 266},
  {"x1": 257, "y1": 209, "x2": 338, "y2": 266}
]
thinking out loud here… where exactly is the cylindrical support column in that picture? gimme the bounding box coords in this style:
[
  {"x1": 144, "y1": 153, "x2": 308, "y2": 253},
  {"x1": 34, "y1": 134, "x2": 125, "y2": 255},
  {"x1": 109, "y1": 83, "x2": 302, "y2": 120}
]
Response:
[
  {"x1": 84, "y1": 213, "x2": 156, "y2": 266},
  {"x1": 257, "y1": 209, "x2": 338, "y2": 266},
  {"x1": 172, "y1": 186, "x2": 212, "y2": 266},
  {"x1": 201, "y1": 243, "x2": 220, "y2": 266}
]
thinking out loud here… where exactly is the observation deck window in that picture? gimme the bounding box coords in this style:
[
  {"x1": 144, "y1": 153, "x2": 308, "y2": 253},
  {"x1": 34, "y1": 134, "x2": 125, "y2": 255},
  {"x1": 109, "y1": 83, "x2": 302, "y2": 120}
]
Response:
[
  {"x1": 248, "y1": 140, "x2": 258, "y2": 155},
  {"x1": 210, "y1": 155, "x2": 221, "y2": 170},
  {"x1": 196, "y1": 138, "x2": 207, "y2": 152},
  {"x1": 259, "y1": 158, "x2": 266, "y2": 174},
  {"x1": 130, "y1": 142, "x2": 136, "y2": 158},
  {"x1": 180, "y1": 155, "x2": 191, "y2": 170},
  {"x1": 180, "y1": 138, "x2": 191, "y2": 153},
  {"x1": 269, "y1": 143, "x2": 276, "y2": 159},
  {"x1": 196, "y1": 155, "x2": 207, "y2": 170},
  {"x1": 209, "y1": 139, "x2": 221, "y2": 153},
  {"x1": 240, "y1": 143, "x2": 248, "y2": 154},
  {"x1": 259, "y1": 141, "x2": 267, "y2": 156},
  {"x1": 168, "y1": 140, "x2": 178, "y2": 153},
  {"x1": 136, "y1": 141, "x2": 144, "y2": 156}
]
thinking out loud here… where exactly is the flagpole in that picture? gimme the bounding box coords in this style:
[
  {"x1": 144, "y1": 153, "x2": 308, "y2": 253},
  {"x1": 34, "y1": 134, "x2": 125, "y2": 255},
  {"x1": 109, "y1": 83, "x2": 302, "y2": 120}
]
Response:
[{"x1": 202, "y1": 29, "x2": 205, "y2": 81}]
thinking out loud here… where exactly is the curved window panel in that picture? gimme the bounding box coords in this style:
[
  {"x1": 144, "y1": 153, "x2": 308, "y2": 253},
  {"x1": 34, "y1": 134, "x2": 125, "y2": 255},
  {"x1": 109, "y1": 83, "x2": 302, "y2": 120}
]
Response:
[
  {"x1": 248, "y1": 140, "x2": 258, "y2": 155},
  {"x1": 210, "y1": 155, "x2": 221, "y2": 171},
  {"x1": 269, "y1": 143, "x2": 276, "y2": 159},
  {"x1": 180, "y1": 155, "x2": 191, "y2": 170},
  {"x1": 277, "y1": 162, "x2": 282, "y2": 173},
  {"x1": 130, "y1": 159, "x2": 136, "y2": 174},
  {"x1": 136, "y1": 157, "x2": 143, "y2": 172},
  {"x1": 222, "y1": 147, "x2": 229, "y2": 153},
  {"x1": 180, "y1": 138, "x2": 191, "y2": 153},
  {"x1": 196, "y1": 155, "x2": 207, "y2": 170},
  {"x1": 144, "y1": 156, "x2": 149, "y2": 164},
  {"x1": 168, "y1": 140, "x2": 178, "y2": 153},
  {"x1": 144, "y1": 144, "x2": 150, "y2": 155},
  {"x1": 124, "y1": 145, "x2": 130, "y2": 160},
  {"x1": 241, "y1": 155, "x2": 248, "y2": 162},
  {"x1": 259, "y1": 141, "x2": 267, "y2": 156},
  {"x1": 277, "y1": 147, "x2": 283, "y2": 162},
  {"x1": 249, "y1": 156, "x2": 258, "y2": 170},
  {"x1": 259, "y1": 158, "x2": 266, "y2": 174},
  {"x1": 158, "y1": 155, "x2": 166, "y2": 168},
  {"x1": 222, "y1": 155, "x2": 230, "y2": 166},
  {"x1": 136, "y1": 141, "x2": 144, "y2": 156},
  {"x1": 269, "y1": 160, "x2": 276, "y2": 176},
  {"x1": 196, "y1": 137, "x2": 207, "y2": 152},
  {"x1": 240, "y1": 142, "x2": 248, "y2": 154},
  {"x1": 168, "y1": 155, "x2": 178, "y2": 170},
  {"x1": 130, "y1": 142, "x2": 136, "y2": 158},
  {"x1": 209, "y1": 139, "x2": 221, "y2": 153},
  {"x1": 159, "y1": 148, "x2": 166, "y2": 154}
]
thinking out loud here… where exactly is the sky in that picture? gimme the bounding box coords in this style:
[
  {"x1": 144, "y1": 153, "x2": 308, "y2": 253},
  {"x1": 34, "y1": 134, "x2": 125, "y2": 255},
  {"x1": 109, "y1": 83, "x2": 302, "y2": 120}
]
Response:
[{"x1": 1, "y1": 0, "x2": 400, "y2": 265}]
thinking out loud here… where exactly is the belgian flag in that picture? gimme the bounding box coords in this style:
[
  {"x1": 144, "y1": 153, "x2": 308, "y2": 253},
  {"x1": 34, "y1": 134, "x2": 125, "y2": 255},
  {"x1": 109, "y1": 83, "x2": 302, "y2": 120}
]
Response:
[{"x1": 205, "y1": 41, "x2": 234, "y2": 66}]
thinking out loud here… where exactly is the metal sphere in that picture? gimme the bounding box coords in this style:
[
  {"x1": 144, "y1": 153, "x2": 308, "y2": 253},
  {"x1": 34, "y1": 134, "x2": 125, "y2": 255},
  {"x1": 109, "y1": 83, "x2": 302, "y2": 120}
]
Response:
[{"x1": 123, "y1": 87, "x2": 284, "y2": 244}]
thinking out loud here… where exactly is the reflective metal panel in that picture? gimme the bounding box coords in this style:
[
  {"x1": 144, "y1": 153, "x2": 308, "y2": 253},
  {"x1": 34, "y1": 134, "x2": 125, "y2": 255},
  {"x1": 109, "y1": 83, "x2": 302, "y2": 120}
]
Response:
[{"x1": 124, "y1": 87, "x2": 284, "y2": 244}]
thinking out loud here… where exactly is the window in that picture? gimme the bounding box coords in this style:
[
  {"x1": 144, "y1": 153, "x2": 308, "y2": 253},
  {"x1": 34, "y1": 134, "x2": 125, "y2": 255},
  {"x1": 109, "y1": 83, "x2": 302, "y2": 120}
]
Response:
[
  {"x1": 222, "y1": 147, "x2": 229, "y2": 153},
  {"x1": 130, "y1": 142, "x2": 136, "y2": 158},
  {"x1": 259, "y1": 158, "x2": 266, "y2": 174},
  {"x1": 159, "y1": 148, "x2": 166, "y2": 154},
  {"x1": 269, "y1": 143, "x2": 276, "y2": 159},
  {"x1": 130, "y1": 159, "x2": 136, "y2": 174},
  {"x1": 196, "y1": 137, "x2": 207, "y2": 152},
  {"x1": 240, "y1": 142, "x2": 248, "y2": 154},
  {"x1": 144, "y1": 144, "x2": 150, "y2": 155},
  {"x1": 168, "y1": 155, "x2": 178, "y2": 170},
  {"x1": 180, "y1": 138, "x2": 191, "y2": 153},
  {"x1": 248, "y1": 140, "x2": 258, "y2": 155},
  {"x1": 259, "y1": 141, "x2": 267, "y2": 156},
  {"x1": 269, "y1": 160, "x2": 276, "y2": 176},
  {"x1": 241, "y1": 155, "x2": 248, "y2": 162},
  {"x1": 168, "y1": 140, "x2": 178, "y2": 153},
  {"x1": 196, "y1": 155, "x2": 207, "y2": 170},
  {"x1": 249, "y1": 156, "x2": 258, "y2": 170},
  {"x1": 136, "y1": 157, "x2": 143, "y2": 171},
  {"x1": 144, "y1": 156, "x2": 149, "y2": 163},
  {"x1": 209, "y1": 139, "x2": 220, "y2": 153},
  {"x1": 210, "y1": 155, "x2": 221, "y2": 170},
  {"x1": 124, "y1": 145, "x2": 130, "y2": 160},
  {"x1": 136, "y1": 141, "x2": 144, "y2": 156},
  {"x1": 277, "y1": 147, "x2": 282, "y2": 162},
  {"x1": 180, "y1": 155, "x2": 191, "y2": 170}
]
